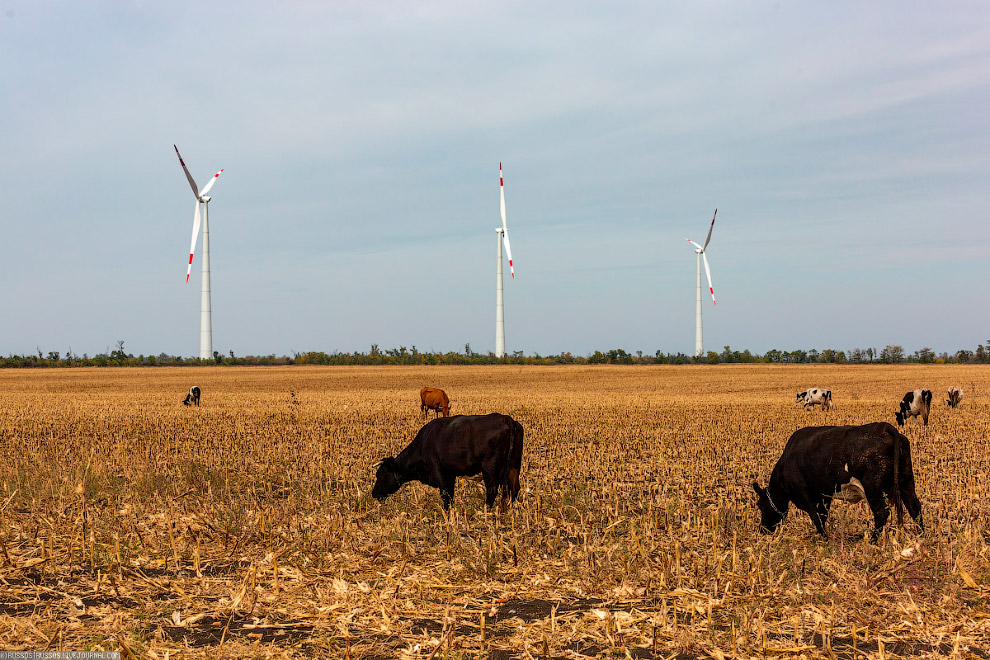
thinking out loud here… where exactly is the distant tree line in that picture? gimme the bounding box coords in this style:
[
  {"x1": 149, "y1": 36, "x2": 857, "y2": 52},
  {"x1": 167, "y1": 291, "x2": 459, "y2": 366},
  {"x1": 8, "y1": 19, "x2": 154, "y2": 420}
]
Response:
[{"x1": 3, "y1": 339, "x2": 990, "y2": 368}]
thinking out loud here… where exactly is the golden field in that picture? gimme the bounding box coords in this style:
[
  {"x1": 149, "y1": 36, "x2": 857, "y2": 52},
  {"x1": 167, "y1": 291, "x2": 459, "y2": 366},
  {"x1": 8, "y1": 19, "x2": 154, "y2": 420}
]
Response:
[{"x1": 0, "y1": 365, "x2": 988, "y2": 659}]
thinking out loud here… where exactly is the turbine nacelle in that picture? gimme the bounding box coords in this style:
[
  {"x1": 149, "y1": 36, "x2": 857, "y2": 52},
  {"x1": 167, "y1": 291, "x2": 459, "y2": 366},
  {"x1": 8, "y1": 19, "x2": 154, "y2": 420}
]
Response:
[{"x1": 199, "y1": 195, "x2": 211, "y2": 203}]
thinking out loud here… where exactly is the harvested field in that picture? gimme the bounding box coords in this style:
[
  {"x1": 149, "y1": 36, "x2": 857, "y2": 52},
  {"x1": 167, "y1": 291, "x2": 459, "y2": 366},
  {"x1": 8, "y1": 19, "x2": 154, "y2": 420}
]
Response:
[{"x1": 1, "y1": 365, "x2": 989, "y2": 658}]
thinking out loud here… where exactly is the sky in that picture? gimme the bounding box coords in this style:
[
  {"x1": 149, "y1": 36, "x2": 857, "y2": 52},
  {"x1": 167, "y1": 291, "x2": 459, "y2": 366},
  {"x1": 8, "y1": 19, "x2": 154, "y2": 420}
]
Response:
[{"x1": 1, "y1": 1, "x2": 988, "y2": 358}]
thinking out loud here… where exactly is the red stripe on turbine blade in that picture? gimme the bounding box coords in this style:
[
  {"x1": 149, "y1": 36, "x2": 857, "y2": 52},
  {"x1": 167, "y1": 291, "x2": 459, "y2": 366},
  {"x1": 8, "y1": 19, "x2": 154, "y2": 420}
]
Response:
[
  {"x1": 189, "y1": 254, "x2": 194, "y2": 264},
  {"x1": 710, "y1": 287, "x2": 714, "y2": 294},
  {"x1": 185, "y1": 274, "x2": 190, "y2": 283}
]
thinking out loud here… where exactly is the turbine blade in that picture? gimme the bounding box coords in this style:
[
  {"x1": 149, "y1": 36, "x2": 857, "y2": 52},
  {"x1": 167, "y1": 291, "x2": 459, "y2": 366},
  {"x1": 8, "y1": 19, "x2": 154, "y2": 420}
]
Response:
[
  {"x1": 503, "y1": 232, "x2": 514, "y2": 279},
  {"x1": 174, "y1": 145, "x2": 200, "y2": 198},
  {"x1": 499, "y1": 162, "x2": 508, "y2": 232},
  {"x1": 186, "y1": 201, "x2": 201, "y2": 283},
  {"x1": 199, "y1": 168, "x2": 223, "y2": 196},
  {"x1": 703, "y1": 208, "x2": 717, "y2": 250},
  {"x1": 686, "y1": 239, "x2": 703, "y2": 250},
  {"x1": 702, "y1": 252, "x2": 715, "y2": 307}
]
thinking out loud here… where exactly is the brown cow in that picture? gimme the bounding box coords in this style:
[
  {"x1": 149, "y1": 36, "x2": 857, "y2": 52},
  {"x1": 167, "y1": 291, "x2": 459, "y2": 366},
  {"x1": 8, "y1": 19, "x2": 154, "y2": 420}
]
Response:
[{"x1": 420, "y1": 387, "x2": 451, "y2": 418}]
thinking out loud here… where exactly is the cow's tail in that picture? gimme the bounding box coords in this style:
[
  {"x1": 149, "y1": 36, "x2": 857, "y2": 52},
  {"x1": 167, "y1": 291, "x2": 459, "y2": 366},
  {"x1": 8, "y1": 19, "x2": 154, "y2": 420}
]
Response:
[
  {"x1": 500, "y1": 416, "x2": 522, "y2": 502},
  {"x1": 892, "y1": 427, "x2": 904, "y2": 527}
]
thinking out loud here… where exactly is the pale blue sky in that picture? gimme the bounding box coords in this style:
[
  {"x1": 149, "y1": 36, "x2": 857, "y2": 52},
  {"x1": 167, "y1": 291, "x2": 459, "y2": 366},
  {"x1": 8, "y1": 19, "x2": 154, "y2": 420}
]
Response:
[{"x1": 1, "y1": 2, "x2": 988, "y2": 357}]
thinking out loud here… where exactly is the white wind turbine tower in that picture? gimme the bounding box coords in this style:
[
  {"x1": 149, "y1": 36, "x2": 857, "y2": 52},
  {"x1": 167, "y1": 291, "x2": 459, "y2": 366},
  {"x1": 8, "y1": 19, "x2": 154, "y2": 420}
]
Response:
[
  {"x1": 174, "y1": 145, "x2": 223, "y2": 360},
  {"x1": 495, "y1": 162, "x2": 515, "y2": 358},
  {"x1": 686, "y1": 209, "x2": 717, "y2": 357}
]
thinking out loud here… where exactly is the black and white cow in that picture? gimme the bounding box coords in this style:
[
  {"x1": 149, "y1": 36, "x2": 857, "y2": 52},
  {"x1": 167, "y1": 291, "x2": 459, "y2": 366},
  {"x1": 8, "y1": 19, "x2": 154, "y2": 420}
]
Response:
[
  {"x1": 796, "y1": 388, "x2": 833, "y2": 410},
  {"x1": 895, "y1": 389, "x2": 932, "y2": 426},
  {"x1": 183, "y1": 386, "x2": 201, "y2": 407},
  {"x1": 946, "y1": 386, "x2": 964, "y2": 409}
]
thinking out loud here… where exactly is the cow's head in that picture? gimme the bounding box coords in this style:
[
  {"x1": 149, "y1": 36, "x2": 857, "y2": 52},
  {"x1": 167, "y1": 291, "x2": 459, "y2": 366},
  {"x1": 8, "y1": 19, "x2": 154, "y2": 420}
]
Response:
[
  {"x1": 752, "y1": 482, "x2": 786, "y2": 533},
  {"x1": 442, "y1": 403, "x2": 451, "y2": 417},
  {"x1": 894, "y1": 410, "x2": 906, "y2": 426},
  {"x1": 371, "y1": 457, "x2": 401, "y2": 501},
  {"x1": 795, "y1": 391, "x2": 806, "y2": 402}
]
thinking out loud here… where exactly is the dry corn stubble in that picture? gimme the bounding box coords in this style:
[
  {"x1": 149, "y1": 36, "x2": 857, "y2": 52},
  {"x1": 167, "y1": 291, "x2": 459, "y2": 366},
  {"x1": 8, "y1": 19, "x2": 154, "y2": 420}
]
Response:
[{"x1": 0, "y1": 365, "x2": 988, "y2": 659}]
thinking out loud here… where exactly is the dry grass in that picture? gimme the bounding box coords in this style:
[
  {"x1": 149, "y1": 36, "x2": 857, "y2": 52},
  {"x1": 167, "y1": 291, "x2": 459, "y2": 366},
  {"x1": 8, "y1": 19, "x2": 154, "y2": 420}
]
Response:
[{"x1": 0, "y1": 365, "x2": 989, "y2": 659}]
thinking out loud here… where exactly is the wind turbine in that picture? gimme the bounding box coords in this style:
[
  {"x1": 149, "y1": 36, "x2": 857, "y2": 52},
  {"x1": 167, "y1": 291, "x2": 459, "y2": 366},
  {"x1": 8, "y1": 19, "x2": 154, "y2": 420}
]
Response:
[
  {"x1": 686, "y1": 209, "x2": 717, "y2": 357},
  {"x1": 174, "y1": 145, "x2": 223, "y2": 361},
  {"x1": 495, "y1": 162, "x2": 515, "y2": 358}
]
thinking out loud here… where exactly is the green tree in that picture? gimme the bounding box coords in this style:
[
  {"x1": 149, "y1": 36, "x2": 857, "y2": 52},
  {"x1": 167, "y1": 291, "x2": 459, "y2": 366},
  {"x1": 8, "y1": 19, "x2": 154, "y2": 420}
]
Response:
[{"x1": 880, "y1": 345, "x2": 905, "y2": 363}]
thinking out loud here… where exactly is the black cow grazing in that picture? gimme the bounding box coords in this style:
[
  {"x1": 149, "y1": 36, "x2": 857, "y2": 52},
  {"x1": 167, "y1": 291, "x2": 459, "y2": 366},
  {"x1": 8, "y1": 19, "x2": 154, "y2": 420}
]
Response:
[
  {"x1": 183, "y1": 386, "x2": 201, "y2": 407},
  {"x1": 372, "y1": 413, "x2": 523, "y2": 511},
  {"x1": 752, "y1": 422, "x2": 923, "y2": 542},
  {"x1": 895, "y1": 389, "x2": 932, "y2": 426},
  {"x1": 796, "y1": 388, "x2": 833, "y2": 410},
  {"x1": 946, "y1": 386, "x2": 964, "y2": 409}
]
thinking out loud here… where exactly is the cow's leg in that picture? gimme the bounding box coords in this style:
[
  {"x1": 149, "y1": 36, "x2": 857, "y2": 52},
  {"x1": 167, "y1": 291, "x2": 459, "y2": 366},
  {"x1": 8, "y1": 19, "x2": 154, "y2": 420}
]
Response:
[
  {"x1": 812, "y1": 496, "x2": 832, "y2": 538},
  {"x1": 508, "y1": 465, "x2": 521, "y2": 502},
  {"x1": 440, "y1": 473, "x2": 456, "y2": 511},
  {"x1": 788, "y1": 492, "x2": 824, "y2": 538},
  {"x1": 867, "y1": 496, "x2": 890, "y2": 543},
  {"x1": 482, "y1": 470, "x2": 499, "y2": 510}
]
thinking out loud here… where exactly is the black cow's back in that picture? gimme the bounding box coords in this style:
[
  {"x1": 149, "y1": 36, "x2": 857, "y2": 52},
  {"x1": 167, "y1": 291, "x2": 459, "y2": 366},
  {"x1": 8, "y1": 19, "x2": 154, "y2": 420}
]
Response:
[
  {"x1": 415, "y1": 413, "x2": 516, "y2": 477},
  {"x1": 774, "y1": 422, "x2": 905, "y2": 490}
]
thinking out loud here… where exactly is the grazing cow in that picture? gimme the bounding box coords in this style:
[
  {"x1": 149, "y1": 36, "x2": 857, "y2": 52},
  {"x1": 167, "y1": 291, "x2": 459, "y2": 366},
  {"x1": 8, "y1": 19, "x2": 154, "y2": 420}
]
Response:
[
  {"x1": 182, "y1": 386, "x2": 201, "y2": 407},
  {"x1": 895, "y1": 389, "x2": 932, "y2": 426},
  {"x1": 796, "y1": 388, "x2": 833, "y2": 410},
  {"x1": 946, "y1": 386, "x2": 964, "y2": 409},
  {"x1": 372, "y1": 413, "x2": 523, "y2": 511},
  {"x1": 419, "y1": 387, "x2": 451, "y2": 418},
  {"x1": 753, "y1": 422, "x2": 923, "y2": 542}
]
